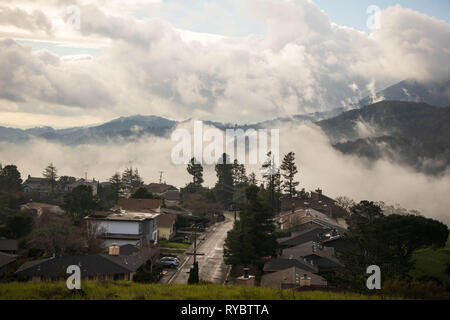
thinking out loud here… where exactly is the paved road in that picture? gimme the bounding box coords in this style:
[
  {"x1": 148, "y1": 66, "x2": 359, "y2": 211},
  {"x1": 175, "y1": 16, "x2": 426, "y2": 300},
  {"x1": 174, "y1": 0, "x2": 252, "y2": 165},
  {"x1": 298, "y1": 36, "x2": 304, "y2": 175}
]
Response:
[{"x1": 167, "y1": 212, "x2": 234, "y2": 284}]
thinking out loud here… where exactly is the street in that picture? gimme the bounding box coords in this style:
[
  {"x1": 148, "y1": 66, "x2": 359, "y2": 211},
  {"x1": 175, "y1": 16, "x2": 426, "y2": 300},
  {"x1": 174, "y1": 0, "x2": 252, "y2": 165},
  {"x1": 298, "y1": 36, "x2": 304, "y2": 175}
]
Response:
[{"x1": 163, "y1": 212, "x2": 234, "y2": 284}]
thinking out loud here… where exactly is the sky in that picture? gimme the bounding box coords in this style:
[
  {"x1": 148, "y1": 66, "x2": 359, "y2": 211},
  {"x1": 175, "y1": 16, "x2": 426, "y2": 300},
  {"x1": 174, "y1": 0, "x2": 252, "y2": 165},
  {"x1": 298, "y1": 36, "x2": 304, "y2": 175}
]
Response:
[
  {"x1": 0, "y1": 0, "x2": 449, "y2": 128},
  {"x1": 1, "y1": 1, "x2": 449, "y2": 223}
]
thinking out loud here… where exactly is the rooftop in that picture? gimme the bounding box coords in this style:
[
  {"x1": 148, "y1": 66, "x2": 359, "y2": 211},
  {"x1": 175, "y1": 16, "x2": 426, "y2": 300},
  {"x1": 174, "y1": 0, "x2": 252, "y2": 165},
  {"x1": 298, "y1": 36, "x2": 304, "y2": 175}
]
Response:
[
  {"x1": 87, "y1": 211, "x2": 160, "y2": 222},
  {"x1": 0, "y1": 252, "x2": 17, "y2": 268},
  {"x1": 261, "y1": 266, "x2": 327, "y2": 288},
  {"x1": 158, "y1": 213, "x2": 177, "y2": 228},
  {"x1": 0, "y1": 239, "x2": 18, "y2": 252},
  {"x1": 263, "y1": 258, "x2": 318, "y2": 273},
  {"x1": 117, "y1": 198, "x2": 162, "y2": 212}
]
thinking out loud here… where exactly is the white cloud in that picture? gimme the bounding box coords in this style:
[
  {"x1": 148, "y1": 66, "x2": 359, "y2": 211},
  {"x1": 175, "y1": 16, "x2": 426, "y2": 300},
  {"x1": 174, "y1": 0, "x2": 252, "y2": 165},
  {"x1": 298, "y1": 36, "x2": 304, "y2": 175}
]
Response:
[{"x1": 0, "y1": 0, "x2": 449, "y2": 126}]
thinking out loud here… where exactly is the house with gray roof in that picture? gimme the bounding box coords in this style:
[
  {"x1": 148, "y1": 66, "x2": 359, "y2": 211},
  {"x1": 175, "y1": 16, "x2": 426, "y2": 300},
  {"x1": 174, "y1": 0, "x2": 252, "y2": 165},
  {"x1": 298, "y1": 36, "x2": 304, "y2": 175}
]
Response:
[
  {"x1": 261, "y1": 266, "x2": 327, "y2": 289},
  {"x1": 0, "y1": 239, "x2": 18, "y2": 254},
  {"x1": 15, "y1": 244, "x2": 158, "y2": 282}
]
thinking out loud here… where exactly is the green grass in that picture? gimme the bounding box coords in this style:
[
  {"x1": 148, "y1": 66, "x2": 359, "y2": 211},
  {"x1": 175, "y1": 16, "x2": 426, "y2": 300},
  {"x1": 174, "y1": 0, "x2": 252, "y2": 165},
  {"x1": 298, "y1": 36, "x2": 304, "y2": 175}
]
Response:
[
  {"x1": 411, "y1": 238, "x2": 450, "y2": 286},
  {"x1": 0, "y1": 281, "x2": 390, "y2": 300},
  {"x1": 159, "y1": 240, "x2": 191, "y2": 249}
]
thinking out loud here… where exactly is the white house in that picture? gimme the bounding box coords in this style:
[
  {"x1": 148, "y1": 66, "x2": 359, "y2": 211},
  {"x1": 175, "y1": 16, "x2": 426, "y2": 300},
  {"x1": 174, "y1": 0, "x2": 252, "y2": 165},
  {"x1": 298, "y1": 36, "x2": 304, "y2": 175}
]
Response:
[{"x1": 85, "y1": 210, "x2": 160, "y2": 247}]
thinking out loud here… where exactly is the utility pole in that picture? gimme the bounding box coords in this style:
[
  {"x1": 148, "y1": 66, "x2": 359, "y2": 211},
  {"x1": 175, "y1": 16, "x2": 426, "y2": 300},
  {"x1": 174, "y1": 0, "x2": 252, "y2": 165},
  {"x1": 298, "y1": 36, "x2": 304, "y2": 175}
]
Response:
[
  {"x1": 193, "y1": 225, "x2": 197, "y2": 265},
  {"x1": 158, "y1": 171, "x2": 164, "y2": 184}
]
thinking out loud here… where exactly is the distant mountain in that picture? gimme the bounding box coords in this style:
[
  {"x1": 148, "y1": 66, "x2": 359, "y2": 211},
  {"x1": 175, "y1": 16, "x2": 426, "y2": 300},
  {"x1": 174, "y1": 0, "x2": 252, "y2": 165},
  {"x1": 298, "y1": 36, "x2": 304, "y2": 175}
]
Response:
[
  {"x1": 357, "y1": 79, "x2": 450, "y2": 108},
  {"x1": 317, "y1": 101, "x2": 450, "y2": 174},
  {"x1": 258, "y1": 107, "x2": 347, "y2": 128},
  {"x1": 0, "y1": 115, "x2": 180, "y2": 145}
]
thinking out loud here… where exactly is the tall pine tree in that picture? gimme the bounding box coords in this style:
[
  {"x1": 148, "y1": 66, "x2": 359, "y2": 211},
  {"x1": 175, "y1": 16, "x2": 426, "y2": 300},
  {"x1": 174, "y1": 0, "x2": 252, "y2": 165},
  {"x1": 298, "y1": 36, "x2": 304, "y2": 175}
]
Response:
[
  {"x1": 280, "y1": 152, "x2": 299, "y2": 198},
  {"x1": 214, "y1": 153, "x2": 234, "y2": 207}
]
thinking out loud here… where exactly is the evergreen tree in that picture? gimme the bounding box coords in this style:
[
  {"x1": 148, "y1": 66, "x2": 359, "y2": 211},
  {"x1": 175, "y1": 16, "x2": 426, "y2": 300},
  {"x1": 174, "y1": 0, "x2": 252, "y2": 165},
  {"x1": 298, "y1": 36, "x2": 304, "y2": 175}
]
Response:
[
  {"x1": 232, "y1": 159, "x2": 248, "y2": 186},
  {"x1": 0, "y1": 164, "x2": 22, "y2": 193},
  {"x1": 260, "y1": 152, "x2": 280, "y2": 214},
  {"x1": 280, "y1": 152, "x2": 299, "y2": 198},
  {"x1": 187, "y1": 157, "x2": 204, "y2": 187},
  {"x1": 43, "y1": 163, "x2": 58, "y2": 194},
  {"x1": 62, "y1": 185, "x2": 98, "y2": 224},
  {"x1": 214, "y1": 153, "x2": 234, "y2": 207},
  {"x1": 248, "y1": 172, "x2": 257, "y2": 186},
  {"x1": 224, "y1": 185, "x2": 278, "y2": 272},
  {"x1": 109, "y1": 173, "x2": 123, "y2": 202},
  {"x1": 122, "y1": 167, "x2": 144, "y2": 188},
  {"x1": 131, "y1": 187, "x2": 160, "y2": 199}
]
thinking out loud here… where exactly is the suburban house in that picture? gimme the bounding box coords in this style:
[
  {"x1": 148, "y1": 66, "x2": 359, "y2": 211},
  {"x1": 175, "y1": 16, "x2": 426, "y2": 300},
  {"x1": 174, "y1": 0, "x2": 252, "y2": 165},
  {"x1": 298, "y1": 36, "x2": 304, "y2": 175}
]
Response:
[
  {"x1": 281, "y1": 241, "x2": 343, "y2": 272},
  {"x1": 85, "y1": 210, "x2": 160, "y2": 247},
  {"x1": 0, "y1": 252, "x2": 17, "y2": 278},
  {"x1": 261, "y1": 267, "x2": 327, "y2": 289},
  {"x1": 15, "y1": 244, "x2": 158, "y2": 282},
  {"x1": 0, "y1": 239, "x2": 18, "y2": 254},
  {"x1": 276, "y1": 208, "x2": 308, "y2": 231},
  {"x1": 277, "y1": 217, "x2": 347, "y2": 249},
  {"x1": 161, "y1": 190, "x2": 181, "y2": 206},
  {"x1": 22, "y1": 176, "x2": 52, "y2": 197},
  {"x1": 147, "y1": 183, "x2": 178, "y2": 195},
  {"x1": 263, "y1": 258, "x2": 318, "y2": 273},
  {"x1": 117, "y1": 198, "x2": 162, "y2": 213},
  {"x1": 277, "y1": 225, "x2": 332, "y2": 249},
  {"x1": 158, "y1": 214, "x2": 177, "y2": 240},
  {"x1": 280, "y1": 189, "x2": 347, "y2": 218},
  {"x1": 66, "y1": 178, "x2": 98, "y2": 196},
  {"x1": 20, "y1": 202, "x2": 64, "y2": 217}
]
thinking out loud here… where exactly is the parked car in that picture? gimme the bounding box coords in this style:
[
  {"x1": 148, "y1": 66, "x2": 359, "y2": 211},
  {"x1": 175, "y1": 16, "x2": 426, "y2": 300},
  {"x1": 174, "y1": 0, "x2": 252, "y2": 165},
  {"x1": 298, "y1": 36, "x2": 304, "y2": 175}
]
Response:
[{"x1": 158, "y1": 257, "x2": 180, "y2": 268}]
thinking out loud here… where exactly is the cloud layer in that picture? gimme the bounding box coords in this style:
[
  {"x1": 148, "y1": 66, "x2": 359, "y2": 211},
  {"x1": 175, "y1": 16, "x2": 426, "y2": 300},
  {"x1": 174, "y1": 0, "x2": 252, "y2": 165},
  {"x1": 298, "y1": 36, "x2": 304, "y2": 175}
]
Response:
[
  {"x1": 0, "y1": 0, "x2": 449, "y2": 126},
  {"x1": 1, "y1": 121, "x2": 449, "y2": 224}
]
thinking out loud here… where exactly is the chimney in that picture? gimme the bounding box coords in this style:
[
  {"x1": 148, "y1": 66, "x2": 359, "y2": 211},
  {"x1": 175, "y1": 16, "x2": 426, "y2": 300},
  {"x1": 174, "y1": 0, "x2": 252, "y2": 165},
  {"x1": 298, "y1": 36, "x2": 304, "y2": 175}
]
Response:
[
  {"x1": 109, "y1": 244, "x2": 120, "y2": 256},
  {"x1": 291, "y1": 202, "x2": 295, "y2": 214}
]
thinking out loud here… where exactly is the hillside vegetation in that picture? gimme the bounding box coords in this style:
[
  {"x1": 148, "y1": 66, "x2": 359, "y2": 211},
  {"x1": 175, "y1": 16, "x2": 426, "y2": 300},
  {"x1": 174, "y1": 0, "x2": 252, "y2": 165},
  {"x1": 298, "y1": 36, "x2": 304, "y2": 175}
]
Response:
[
  {"x1": 411, "y1": 238, "x2": 450, "y2": 287},
  {"x1": 318, "y1": 101, "x2": 450, "y2": 174}
]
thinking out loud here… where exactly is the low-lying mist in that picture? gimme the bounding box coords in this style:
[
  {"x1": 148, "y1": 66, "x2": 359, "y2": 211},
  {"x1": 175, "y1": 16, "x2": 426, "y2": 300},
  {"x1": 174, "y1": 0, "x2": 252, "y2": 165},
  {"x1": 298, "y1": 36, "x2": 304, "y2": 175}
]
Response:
[{"x1": 1, "y1": 120, "x2": 449, "y2": 224}]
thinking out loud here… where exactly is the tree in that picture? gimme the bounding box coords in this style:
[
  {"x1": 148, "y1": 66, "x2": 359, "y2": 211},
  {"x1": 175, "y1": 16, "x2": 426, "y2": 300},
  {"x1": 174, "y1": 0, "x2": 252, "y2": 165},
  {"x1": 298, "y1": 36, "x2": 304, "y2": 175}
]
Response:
[
  {"x1": 261, "y1": 152, "x2": 280, "y2": 214},
  {"x1": 187, "y1": 157, "x2": 204, "y2": 187},
  {"x1": 214, "y1": 153, "x2": 234, "y2": 207},
  {"x1": 232, "y1": 159, "x2": 248, "y2": 186},
  {"x1": 280, "y1": 152, "x2": 299, "y2": 198},
  {"x1": 61, "y1": 185, "x2": 98, "y2": 224},
  {"x1": 109, "y1": 173, "x2": 123, "y2": 202},
  {"x1": 131, "y1": 187, "x2": 159, "y2": 199},
  {"x1": 58, "y1": 176, "x2": 76, "y2": 192},
  {"x1": 43, "y1": 163, "x2": 58, "y2": 194},
  {"x1": 4, "y1": 211, "x2": 33, "y2": 239},
  {"x1": 122, "y1": 167, "x2": 144, "y2": 188},
  {"x1": 224, "y1": 185, "x2": 278, "y2": 275},
  {"x1": 248, "y1": 172, "x2": 257, "y2": 186},
  {"x1": 335, "y1": 196, "x2": 356, "y2": 213},
  {"x1": 24, "y1": 214, "x2": 85, "y2": 257},
  {"x1": 334, "y1": 201, "x2": 449, "y2": 292},
  {"x1": 0, "y1": 165, "x2": 23, "y2": 193}
]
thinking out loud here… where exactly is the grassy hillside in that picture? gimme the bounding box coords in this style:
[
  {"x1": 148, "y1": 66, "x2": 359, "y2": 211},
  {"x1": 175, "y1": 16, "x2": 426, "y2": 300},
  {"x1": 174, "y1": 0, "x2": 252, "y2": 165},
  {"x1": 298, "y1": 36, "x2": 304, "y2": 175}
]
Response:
[
  {"x1": 411, "y1": 238, "x2": 450, "y2": 286},
  {"x1": 0, "y1": 281, "x2": 386, "y2": 300}
]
